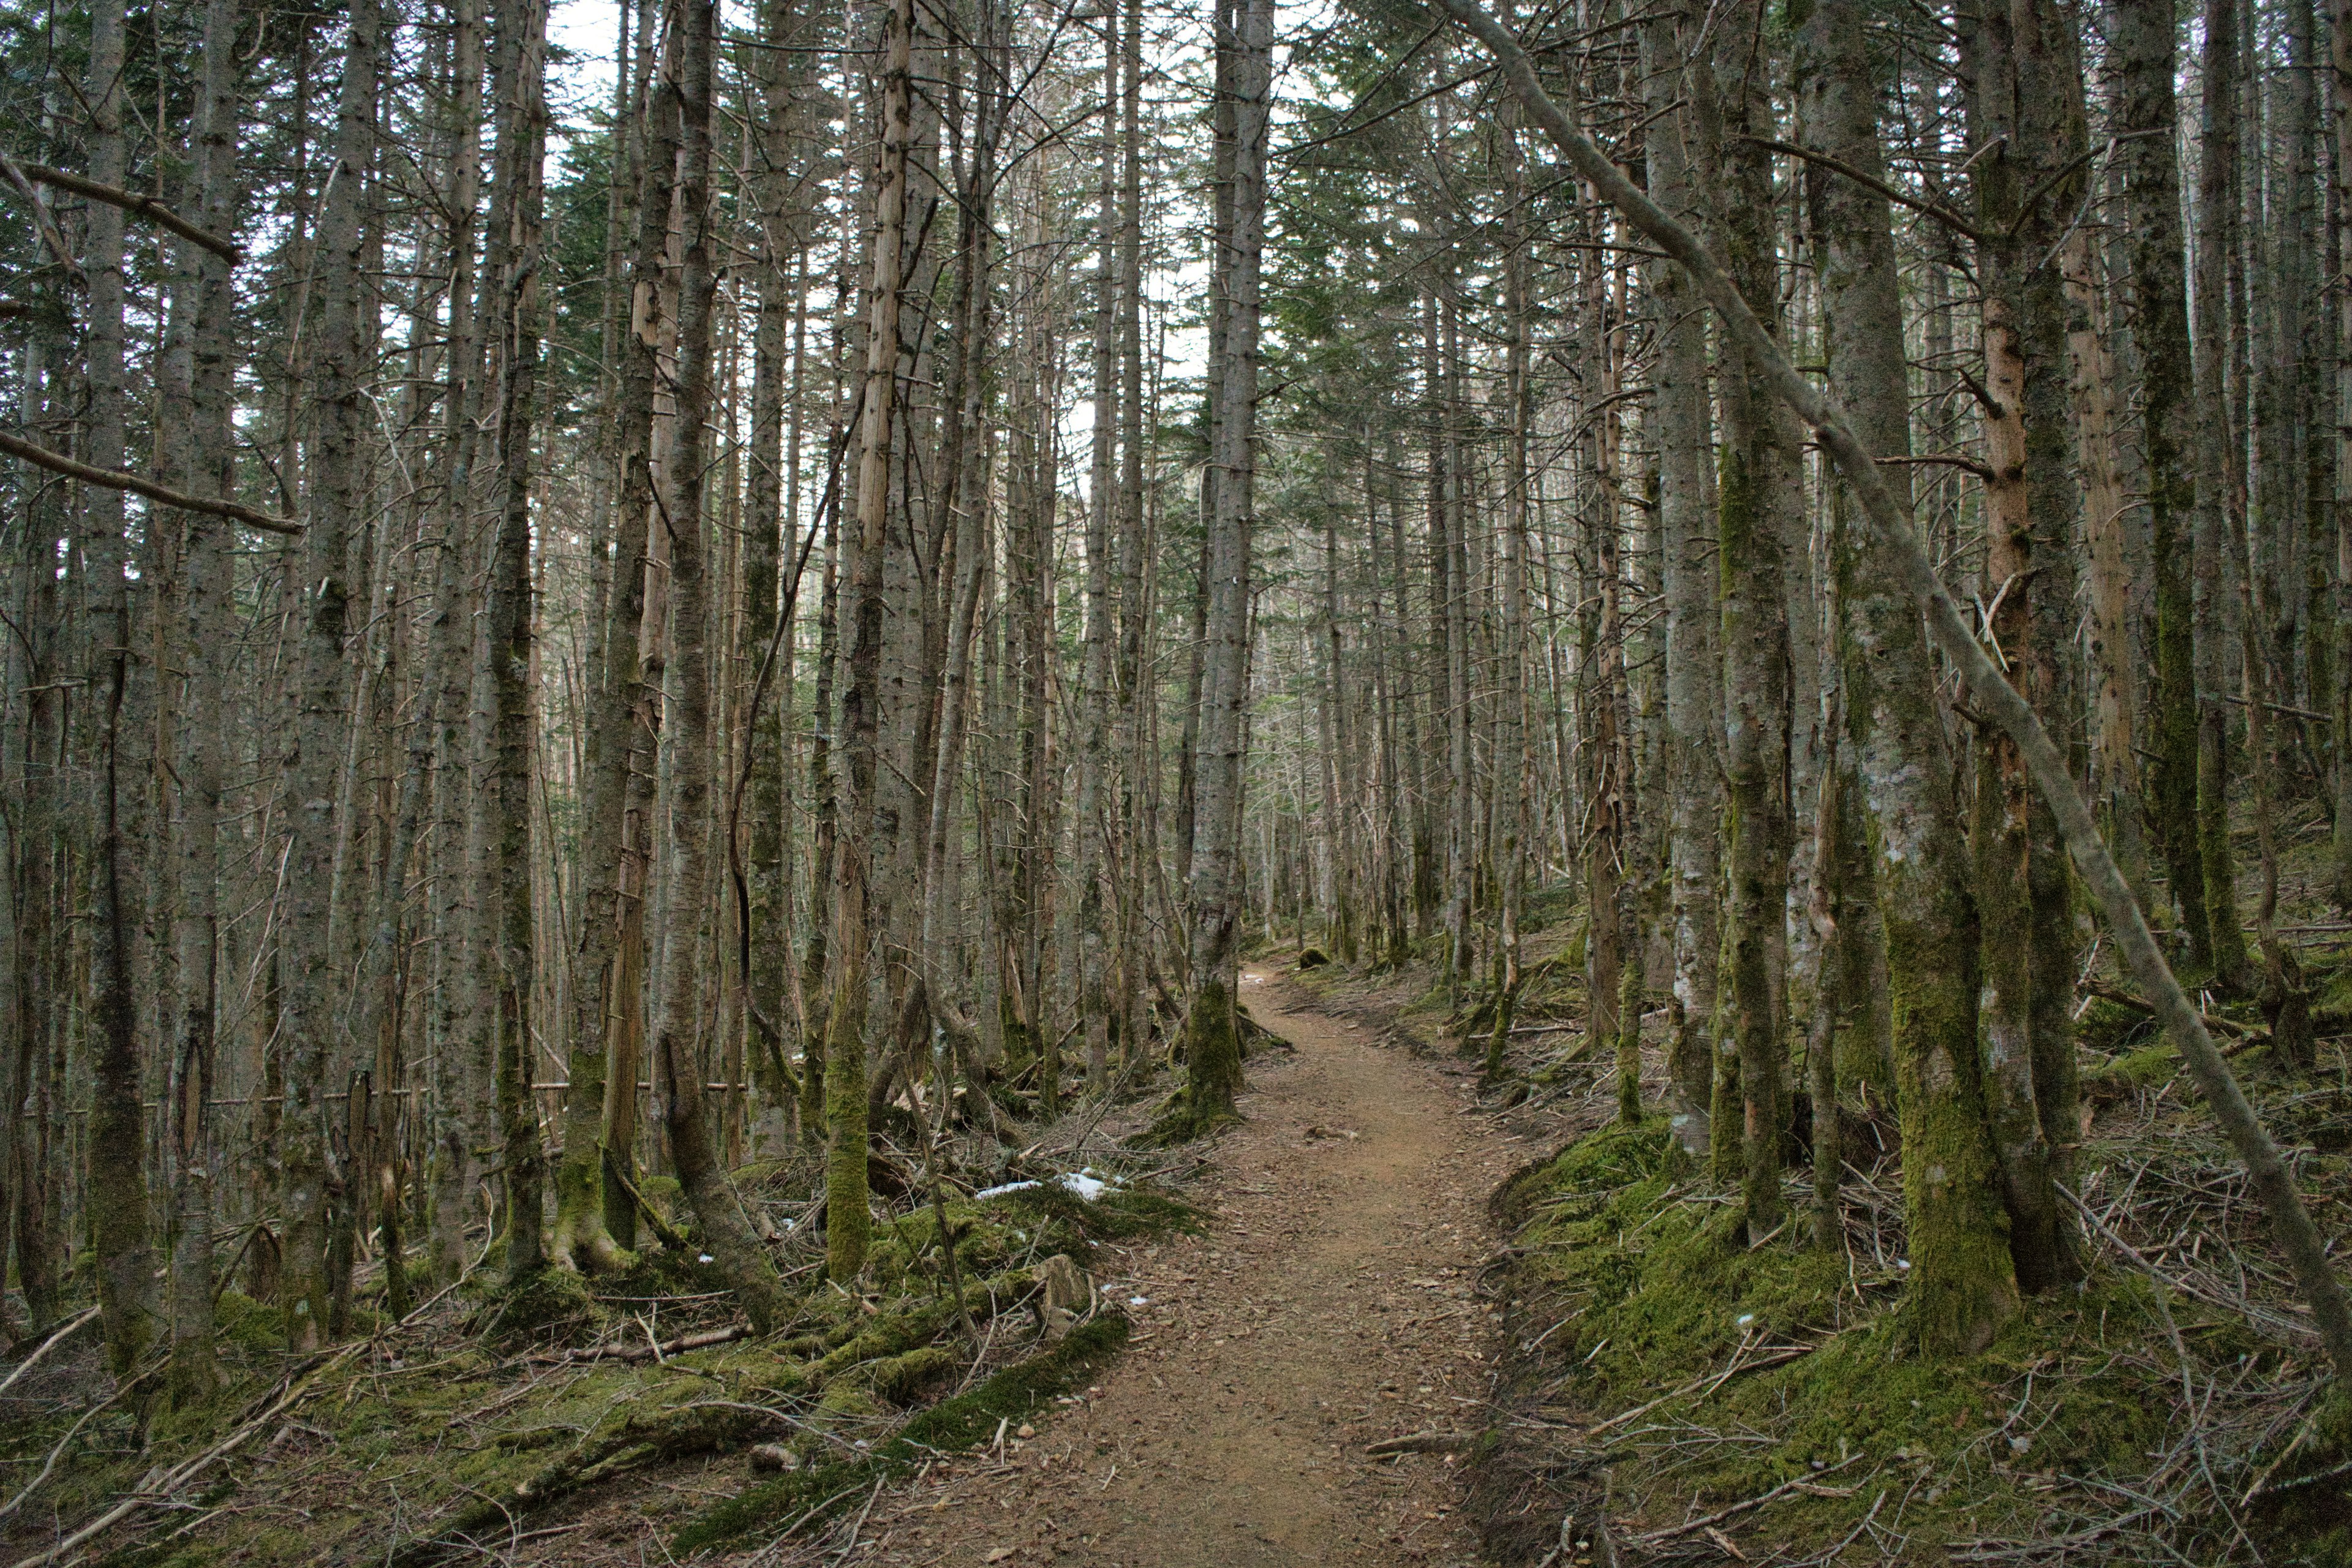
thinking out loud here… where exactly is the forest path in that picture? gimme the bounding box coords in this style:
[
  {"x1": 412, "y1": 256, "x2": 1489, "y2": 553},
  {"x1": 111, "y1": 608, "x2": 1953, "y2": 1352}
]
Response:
[{"x1": 815, "y1": 968, "x2": 1531, "y2": 1568}]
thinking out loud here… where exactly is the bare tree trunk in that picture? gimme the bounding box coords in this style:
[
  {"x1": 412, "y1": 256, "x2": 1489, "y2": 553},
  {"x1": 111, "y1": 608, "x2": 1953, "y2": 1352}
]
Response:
[
  {"x1": 280, "y1": 0, "x2": 378, "y2": 1348},
  {"x1": 2191, "y1": 0, "x2": 2252, "y2": 999},
  {"x1": 428, "y1": 0, "x2": 489, "y2": 1289},
  {"x1": 2331, "y1": 0, "x2": 2352, "y2": 909},
  {"x1": 484, "y1": 0, "x2": 550, "y2": 1283},
  {"x1": 2109, "y1": 0, "x2": 2211, "y2": 966},
  {"x1": 1176, "y1": 0, "x2": 1270, "y2": 1134},
  {"x1": 1076, "y1": 18, "x2": 1118, "y2": 1095},
  {"x1": 1486, "y1": 77, "x2": 1532, "y2": 1083},
  {"x1": 2065, "y1": 232, "x2": 2147, "y2": 910},
  {"x1": 163, "y1": 0, "x2": 243, "y2": 1400},
  {"x1": 824, "y1": 0, "x2": 916, "y2": 1283},
  {"x1": 1644, "y1": 7, "x2": 1719, "y2": 1158},
  {"x1": 78, "y1": 0, "x2": 159, "y2": 1379}
]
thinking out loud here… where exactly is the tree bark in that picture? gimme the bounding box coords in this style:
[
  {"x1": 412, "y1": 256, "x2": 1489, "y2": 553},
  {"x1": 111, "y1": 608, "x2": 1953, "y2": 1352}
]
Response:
[
  {"x1": 78, "y1": 0, "x2": 159, "y2": 1380},
  {"x1": 824, "y1": 0, "x2": 916, "y2": 1282},
  {"x1": 279, "y1": 0, "x2": 378, "y2": 1348},
  {"x1": 1643, "y1": 6, "x2": 1720, "y2": 1158},
  {"x1": 1177, "y1": 0, "x2": 1272, "y2": 1134}
]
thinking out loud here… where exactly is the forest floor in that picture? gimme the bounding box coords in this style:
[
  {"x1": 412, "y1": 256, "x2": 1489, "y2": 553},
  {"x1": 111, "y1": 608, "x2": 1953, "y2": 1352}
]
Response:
[
  {"x1": 794, "y1": 965, "x2": 1544, "y2": 1568},
  {"x1": 8, "y1": 869, "x2": 2348, "y2": 1567}
]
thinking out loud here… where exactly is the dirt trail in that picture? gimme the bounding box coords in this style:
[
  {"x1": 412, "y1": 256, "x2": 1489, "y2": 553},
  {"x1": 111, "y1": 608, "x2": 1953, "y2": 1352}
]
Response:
[{"x1": 821, "y1": 970, "x2": 1536, "y2": 1567}]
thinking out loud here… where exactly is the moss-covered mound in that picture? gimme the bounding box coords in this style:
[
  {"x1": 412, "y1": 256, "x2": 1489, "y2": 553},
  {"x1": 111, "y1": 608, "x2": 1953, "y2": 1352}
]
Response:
[{"x1": 1468, "y1": 1118, "x2": 2342, "y2": 1566}]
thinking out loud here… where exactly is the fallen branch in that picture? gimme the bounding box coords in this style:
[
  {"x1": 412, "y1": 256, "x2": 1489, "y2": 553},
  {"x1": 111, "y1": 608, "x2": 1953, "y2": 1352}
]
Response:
[
  {"x1": 1580, "y1": 1340, "x2": 1814, "y2": 1437},
  {"x1": 0, "y1": 1366, "x2": 157, "y2": 1527},
  {"x1": 6, "y1": 1251, "x2": 480, "y2": 1568},
  {"x1": 2083, "y1": 981, "x2": 2257, "y2": 1039},
  {"x1": 1366, "y1": 1430, "x2": 1479, "y2": 1456},
  {"x1": 1632, "y1": 1457, "x2": 1861, "y2": 1546},
  {"x1": 0, "y1": 1307, "x2": 100, "y2": 1400},
  {"x1": 528, "y1": 1324, "x2": 748, "y2": 1366},
  {"x1": 0, "y1": 431, "x2": 301, "y2": 536}
]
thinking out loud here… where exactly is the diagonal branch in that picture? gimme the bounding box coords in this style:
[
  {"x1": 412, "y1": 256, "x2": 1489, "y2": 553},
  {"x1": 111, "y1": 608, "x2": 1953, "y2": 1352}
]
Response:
[
  {"x1": 0, "y1": 430, "x2": 300, "y2": 537},
  {"x1": 14, "y1": 160, "x2": 241, "y2": 260},
  {"x1": 1738, "y1": 135, "x2": 1994, "y2": 243}
]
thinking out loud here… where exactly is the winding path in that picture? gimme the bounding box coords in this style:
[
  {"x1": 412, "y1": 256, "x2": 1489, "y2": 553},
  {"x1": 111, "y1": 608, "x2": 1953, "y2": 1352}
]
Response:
[{"x1": 826, "y1": 968, "x2": 1534, "y2": 1567}]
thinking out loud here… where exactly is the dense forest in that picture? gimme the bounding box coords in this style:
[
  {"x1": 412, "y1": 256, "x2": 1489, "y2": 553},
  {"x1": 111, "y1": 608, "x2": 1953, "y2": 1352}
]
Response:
[{"x1": 6, "y1": 0, "x2": 2352, "y2": 1554}]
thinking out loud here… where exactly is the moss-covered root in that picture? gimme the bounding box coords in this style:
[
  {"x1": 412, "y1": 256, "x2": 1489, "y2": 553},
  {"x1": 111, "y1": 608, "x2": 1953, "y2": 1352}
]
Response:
[
  {"x1": 1174, "y1": 974, "x2": 1243, "y2": 1136},
  {"x1": 394, "y1": 1401, "x2": 775, "y2": 1566},
  {"x1": 673, "y1": 1313, "x2": 1133, "y2": 1555}
]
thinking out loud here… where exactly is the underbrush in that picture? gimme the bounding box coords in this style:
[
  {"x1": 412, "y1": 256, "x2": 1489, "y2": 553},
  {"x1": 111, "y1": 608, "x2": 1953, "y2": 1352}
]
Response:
[
  {"x1": 0, "y1": 1178, "x2": 1197, "y2": 1567},
  {"x1": 1471, "y1": 1116, "x2": 2350, "y2": 1566}
]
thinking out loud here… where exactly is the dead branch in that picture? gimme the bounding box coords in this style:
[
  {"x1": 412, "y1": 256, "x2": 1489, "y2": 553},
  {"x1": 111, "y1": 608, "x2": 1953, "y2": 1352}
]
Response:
[{"x1": 0, "y1": 430, "x2": 301, "y2": 536}]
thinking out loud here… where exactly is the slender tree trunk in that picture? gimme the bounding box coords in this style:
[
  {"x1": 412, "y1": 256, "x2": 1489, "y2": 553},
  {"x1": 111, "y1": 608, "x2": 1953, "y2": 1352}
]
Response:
[
  {"x1": 1694, "y1": 5, "x2": 1795, "y2": 1244},
  {"x1": 1177, "y1": 0, "x2": 1271, "y2": 1133},
  {"x1": 824, "y1": 0, "x2": 916, "y2": 1282},
  {"x1": 1645, "y1": 6, "x2": 1720, "y2": 1157},
  {"x1": 1487, "y1": 83, "x2": 1532, "y2": 1083},
  {"x1": 2112, "y1": 0, "x2": 2212, "y2": 966},
  {"x1": 163, "y1": 0, "x2": 244, "y2": 1395},
  {"x1": 2065, "y1": 232, "x2": 2147, "y2": 910},
  {"x1": 1076, "y1": 20, "x2": 1118, "y2": 1095},
  {"x1": 484, "y1": 0, "x2": 550, "y2": 1283},
  {"x1": 2332, "y1": 0, "x2": 2352, "y2": 908},
  {"x1": 78, "y1": 0, "x2": 159, "y2": 1379},
  {"x1": 428, "y1": 0, "x2": 488, "y2": 1289},
  {"x1": 2192, "y1": 0, "x2": 2252, "y2": 997},
  {"x1": 281, "y1": 0, "x2": 378, "y2": 1346}
]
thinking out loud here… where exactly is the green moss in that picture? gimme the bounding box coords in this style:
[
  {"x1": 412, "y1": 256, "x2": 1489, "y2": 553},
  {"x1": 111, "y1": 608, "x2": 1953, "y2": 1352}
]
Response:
[
  {"x1": 1481, "y1": 1122, "x2": 2248, "y2": 1559},
  {"x1": 869, "y1": 1344, "x2": 960, "y2": 1403},
  {"x1": 470, "y1": 1265, "x2": 601, "y2": 1348},
  {"x1": 671, "y1": 1314, "x2": 1131, "y2": 1555},
  {"x1": 2086, "y1": 1039, "x2": 2184, "y2": 1093},
  {"x1": 895, "y1": 1313, "x2": 1128, "y2": 1452}
]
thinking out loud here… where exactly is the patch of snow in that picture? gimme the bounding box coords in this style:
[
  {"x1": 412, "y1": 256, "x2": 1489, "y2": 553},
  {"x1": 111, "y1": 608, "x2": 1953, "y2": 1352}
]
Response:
[
  {"x1": 971, "y1": 1179, "x2": 1042, "y2": 1200},
  {"x1": 973, "y1": 1168, "x2": 1120, "y2": 1203}
]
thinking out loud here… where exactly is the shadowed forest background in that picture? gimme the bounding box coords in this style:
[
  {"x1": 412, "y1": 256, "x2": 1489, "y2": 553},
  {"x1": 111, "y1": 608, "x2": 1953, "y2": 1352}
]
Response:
[{"x1": 6, "y1": 0, "x2": 2352, "y2": 1555}]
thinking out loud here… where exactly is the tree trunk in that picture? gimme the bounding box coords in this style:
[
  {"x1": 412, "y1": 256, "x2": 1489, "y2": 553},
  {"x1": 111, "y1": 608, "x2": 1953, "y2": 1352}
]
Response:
[
  {"x1": 1177, "y1": 0, "x2": 1271, "y2": 1134},
  {"x1": 78, "y1": 0, "x2": 158, "y2": 1379},
  {"x1": 1644, "y1": 6, "x2": 1720, "y2": 1158},
  {"x1": 1792, "y1": 0, "x2": 2020, "y2": 1347},
  {"x1": 281, "y1": 0, "x2": 378, "y2": 1347},
  {"x1": 824, "y1": 0, "x2": 916, "y2": 1283}
]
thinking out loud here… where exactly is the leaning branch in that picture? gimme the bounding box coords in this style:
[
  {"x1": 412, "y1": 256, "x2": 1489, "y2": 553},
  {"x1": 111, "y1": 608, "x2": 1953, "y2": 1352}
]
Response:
[
  {"x1": 12, "y1": 160, "x2": 241, "y2": 260},
  {"x1": 1738, "y1": 135, "x2": 1993, "y2": 243},
  {"x1": 1433, "y1": 0, "x2": 2352, "y2": 1382},
  {"x1": 0, "y1": 431, "x2": 300, "y2": 537}
]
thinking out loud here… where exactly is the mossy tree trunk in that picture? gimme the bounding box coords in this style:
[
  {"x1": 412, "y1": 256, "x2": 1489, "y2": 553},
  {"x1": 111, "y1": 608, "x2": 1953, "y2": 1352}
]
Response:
[
  {"x1": 1694, "y1": 3, "x2": 1796, "y2": 1246},
  {"x1": 2190, "y1": 0, "x2": 2253, "y2": 1000},
  {"x1": 1792, "y1": 0, "x2": 2022, "y2": 1346}
]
